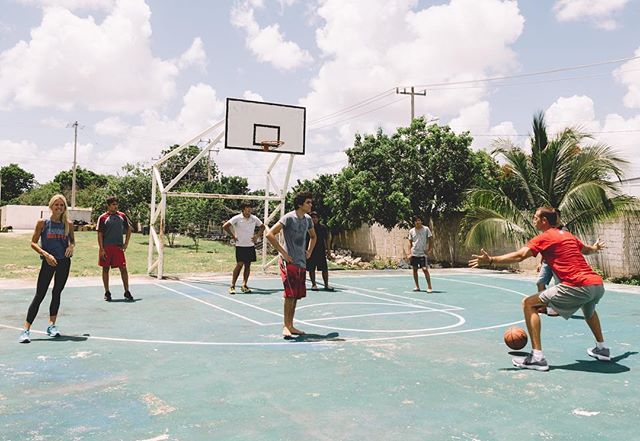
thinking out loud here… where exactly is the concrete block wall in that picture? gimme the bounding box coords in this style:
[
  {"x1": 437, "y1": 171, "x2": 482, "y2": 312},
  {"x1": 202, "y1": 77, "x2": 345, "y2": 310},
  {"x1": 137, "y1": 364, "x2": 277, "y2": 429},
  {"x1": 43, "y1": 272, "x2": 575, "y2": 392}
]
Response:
[{"x1": 333, "y1": 213, "x2": 640, "y2": 277}]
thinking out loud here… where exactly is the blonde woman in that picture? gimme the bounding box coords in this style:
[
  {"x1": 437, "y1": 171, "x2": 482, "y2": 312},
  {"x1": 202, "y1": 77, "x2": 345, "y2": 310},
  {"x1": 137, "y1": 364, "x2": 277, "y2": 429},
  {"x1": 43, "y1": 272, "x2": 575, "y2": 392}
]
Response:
[{"x1": 19, "y1": 194, "x2": 75, "y2": 343}]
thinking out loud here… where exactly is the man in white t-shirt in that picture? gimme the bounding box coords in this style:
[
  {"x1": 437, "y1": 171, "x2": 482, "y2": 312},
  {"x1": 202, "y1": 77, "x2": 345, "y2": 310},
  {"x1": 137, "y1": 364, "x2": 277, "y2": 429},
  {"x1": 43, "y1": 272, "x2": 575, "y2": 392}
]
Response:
[
  {"x1": 223, "y1": 201, "x2": 265, "y2": 294},
  {"x1": 407, "y1": 215, "x2": 433, "y2": 293}
]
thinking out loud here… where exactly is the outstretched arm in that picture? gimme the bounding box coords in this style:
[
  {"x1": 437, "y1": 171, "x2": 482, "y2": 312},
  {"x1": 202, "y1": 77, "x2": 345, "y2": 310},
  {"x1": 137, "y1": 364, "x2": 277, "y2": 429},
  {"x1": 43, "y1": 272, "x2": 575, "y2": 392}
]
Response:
[
  {"x1": 469, "y1": 246, "x2": 533, "y2": 268},
  {"x1": 581, "y1": 238, "x2": 605, "y2": 255}
]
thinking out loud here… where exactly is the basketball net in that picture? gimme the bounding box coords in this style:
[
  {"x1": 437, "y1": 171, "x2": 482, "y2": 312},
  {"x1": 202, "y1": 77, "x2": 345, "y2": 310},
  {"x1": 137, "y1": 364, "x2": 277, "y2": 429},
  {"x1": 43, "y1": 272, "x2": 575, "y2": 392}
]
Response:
[{"x1": 260, "y1": 140, "x2": 285, "y2": 152}]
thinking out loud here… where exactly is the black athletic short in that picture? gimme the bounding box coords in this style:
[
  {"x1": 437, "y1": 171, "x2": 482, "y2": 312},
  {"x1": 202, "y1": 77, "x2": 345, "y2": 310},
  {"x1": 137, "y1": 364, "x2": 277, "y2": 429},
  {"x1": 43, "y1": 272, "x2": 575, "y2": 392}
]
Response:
[
  {"x1": 307, "y1": 253, "x2": 328, "y2": 271},
  {"x1": 410, "y1": 256, "x2": 428, "y2": 269},
  {"x1": 236, "y1": 246, "x2": 257, "y2": 263}
]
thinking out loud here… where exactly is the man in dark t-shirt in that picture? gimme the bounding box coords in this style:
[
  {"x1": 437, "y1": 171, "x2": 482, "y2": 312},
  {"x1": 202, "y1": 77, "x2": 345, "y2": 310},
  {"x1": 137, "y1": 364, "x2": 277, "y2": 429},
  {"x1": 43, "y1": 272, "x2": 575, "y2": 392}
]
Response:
[
  {"x1": 97, "y1": 196, "x2": 133, "y2": 302},
  {"x1": 306, "y1": 212, "x2": 333, "y2": 291}
]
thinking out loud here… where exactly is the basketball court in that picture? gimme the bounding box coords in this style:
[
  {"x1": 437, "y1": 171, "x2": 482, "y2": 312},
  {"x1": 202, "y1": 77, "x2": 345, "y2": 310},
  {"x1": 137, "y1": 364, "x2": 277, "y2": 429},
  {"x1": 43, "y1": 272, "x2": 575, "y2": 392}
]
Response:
[{"x1": 1, "y1": 269, "x2": 638, "y2": 440}]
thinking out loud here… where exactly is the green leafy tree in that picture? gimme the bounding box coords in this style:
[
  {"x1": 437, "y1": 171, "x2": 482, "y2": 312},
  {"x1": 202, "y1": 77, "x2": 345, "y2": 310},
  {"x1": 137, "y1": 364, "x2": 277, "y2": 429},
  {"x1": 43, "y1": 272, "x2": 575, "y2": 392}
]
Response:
[
  {"x1": 1, "y1": 164, "x2": 36, "y2": 203},
  {"x1": 287, "y1": 174, "x2": 337, "y2": 219},
  {"x1": 342, "y1": 118, "x2": 478, "y2": 229},
  {"x1": 158, "y1": 145, "x2": 214, "y2": 189},
  {"x1": 16, "y1": 182, "x2": 62, "y2": 205},
  {"x1": 462, "y1": 111, "x2": 632, "y2": 249},
  {"x1": 53, "y1": 167, "x2": 109, "y2": 191}
]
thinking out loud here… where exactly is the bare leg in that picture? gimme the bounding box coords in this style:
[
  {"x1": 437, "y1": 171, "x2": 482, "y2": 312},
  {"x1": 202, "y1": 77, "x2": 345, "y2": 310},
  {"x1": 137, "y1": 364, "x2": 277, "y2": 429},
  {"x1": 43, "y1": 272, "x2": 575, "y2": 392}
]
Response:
[
  {"x1": 283, "y1": 298, "x2": 295, "y2": 336},
  {"x1": 522, "y1": 294, "x2": 545, "y2": 350},
  {"x1": 283, "y1": 298, "x2": 304, "y2": 336},
  {"x1": 242, "y1": 262, "x2": 251, "y2": 287},
  {"x1": 322, "y1": 269, "x2": 330, "y2": 288},
  {"x1": 412, "y1": 268, "x2": 420, "y2": 290},
  {"x1": 231, "y1": 262, "x2": 243, "y2": 287},
  {"x1": 102, "y1": 267, "x2": 110, "y2": 292},
  {"x1": 119, "y1": 267, "x2": 129, "y2": 292},
  {"x1": 423, "y1": 267, "x2": 432, "y2": 290},
  {"x1": 585, "y1": 311, "x2": 605, "y2": 342},
  {"x1": 309, "y1": 269, "x2": 317, "y2": 288}
]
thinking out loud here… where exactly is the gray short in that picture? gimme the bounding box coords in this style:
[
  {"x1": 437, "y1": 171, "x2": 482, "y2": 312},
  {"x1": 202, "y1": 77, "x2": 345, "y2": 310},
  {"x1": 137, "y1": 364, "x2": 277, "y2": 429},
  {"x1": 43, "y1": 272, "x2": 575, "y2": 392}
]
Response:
[{"x1": 538, "y1": 284, "x2": 605, "y2": 320}]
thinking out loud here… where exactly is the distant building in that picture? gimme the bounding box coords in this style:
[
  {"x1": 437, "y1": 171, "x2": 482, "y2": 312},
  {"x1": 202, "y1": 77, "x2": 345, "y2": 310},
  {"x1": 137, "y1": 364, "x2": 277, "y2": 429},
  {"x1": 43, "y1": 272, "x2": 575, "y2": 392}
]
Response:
[{"x1": 0, "y1": 205, "x2": 92, "y2": 229}]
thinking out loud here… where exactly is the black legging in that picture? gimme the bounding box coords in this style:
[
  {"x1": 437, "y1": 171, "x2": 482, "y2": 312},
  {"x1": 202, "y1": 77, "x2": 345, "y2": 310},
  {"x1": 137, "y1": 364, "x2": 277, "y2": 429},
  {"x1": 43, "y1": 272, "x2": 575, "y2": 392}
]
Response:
[{"x1": 26, "y1": 258, "x2": 71, "y2": 325}]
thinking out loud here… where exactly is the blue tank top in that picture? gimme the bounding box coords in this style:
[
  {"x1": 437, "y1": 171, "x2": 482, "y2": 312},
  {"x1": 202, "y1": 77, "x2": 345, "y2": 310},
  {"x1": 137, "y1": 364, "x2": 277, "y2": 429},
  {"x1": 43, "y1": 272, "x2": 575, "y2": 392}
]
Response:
[{"x1": 40, "y1": 219, "x2": 70, "y2": 260}]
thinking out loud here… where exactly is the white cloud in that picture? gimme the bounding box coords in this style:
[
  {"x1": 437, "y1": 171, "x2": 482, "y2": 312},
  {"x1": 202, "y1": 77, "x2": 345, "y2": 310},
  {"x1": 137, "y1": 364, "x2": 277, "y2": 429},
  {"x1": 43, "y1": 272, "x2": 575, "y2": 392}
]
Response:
[
  {"x1": 449, "y1": 101, "x2": 520, "y2": 150},
  {"x1": 598, "y1": 113, "x2": 640, "y2": 178},
  {"x1": 614, "y1": 48, "x2": 640, "y2": 109},
  {"x1": 0, "y1": 0, "x2": 205, "y2": 113},
  {"x1": 177, "y1": 37, "x2": 207, "y2": 71},
  {"x1": 242, "y1": 90, "x2": 264, "y2": 101},
  {"x1": 545, "y1": 95, "x2": 601, "y2": 135},
  {"x1": 1, "y1": 138, "x2": 100, "y2": 183},
  {"x1": 231, "y1": 1, "x2": 313, "y2": 71},
  {"x1": 40, "y1": 116, "x2": 68, "y2": 129},
  {"x1": 17, "y1": 0, "x2": 115, "y2": 10},
  {"x1": 94, "y1": 116, "x2": 129, "y2": 137},
  {"x1": 553, "y1": 0, "x2": 629, "y2": 30},
  {"x1": 544, "y1": 95, "x2": 640, "y2": 178},
  {"x1": 302, "y1": 0, "x2": 524, "y2": 149}
]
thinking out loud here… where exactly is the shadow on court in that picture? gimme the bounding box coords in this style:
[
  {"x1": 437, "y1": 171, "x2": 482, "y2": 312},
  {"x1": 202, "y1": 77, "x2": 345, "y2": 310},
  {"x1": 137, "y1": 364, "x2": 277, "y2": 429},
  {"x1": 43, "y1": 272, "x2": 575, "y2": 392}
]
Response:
[
  {"x1": 107, "y1": 298, "x2": 143, "y2": 303},
  {"x1": 551, "y1": 351, "x2": 637, "y2": 373},
  {"x1": 30, "y1": 334, "x2": 89, "y2": 343},
  {"x1": 284, "y1": 332, "x2": 343, "y2": 342},
  {"x1": 501, "y1": 351, "x2": 637, "y2": 374}
]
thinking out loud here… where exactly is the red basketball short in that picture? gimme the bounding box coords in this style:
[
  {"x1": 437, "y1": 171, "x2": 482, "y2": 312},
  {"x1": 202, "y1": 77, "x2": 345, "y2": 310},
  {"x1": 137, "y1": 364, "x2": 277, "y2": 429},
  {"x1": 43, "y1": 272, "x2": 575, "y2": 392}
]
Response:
[
  {"x1": 99, "y1": 244, "x2": 127, "y2": 268},
  {"x1": 279, "y1": 259, "x2": 306, "y2": 299}
]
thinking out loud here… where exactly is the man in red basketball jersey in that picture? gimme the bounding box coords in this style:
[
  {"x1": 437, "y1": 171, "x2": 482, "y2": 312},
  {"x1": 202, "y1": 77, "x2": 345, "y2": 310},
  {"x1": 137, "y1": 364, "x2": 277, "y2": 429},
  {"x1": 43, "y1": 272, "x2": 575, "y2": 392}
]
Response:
[
  {"x1": 469, "y1": 207, "x2": 608, "y2": 371},
  {"x1": 97, "y1": 196, "x2": 133, "y2": 302}
]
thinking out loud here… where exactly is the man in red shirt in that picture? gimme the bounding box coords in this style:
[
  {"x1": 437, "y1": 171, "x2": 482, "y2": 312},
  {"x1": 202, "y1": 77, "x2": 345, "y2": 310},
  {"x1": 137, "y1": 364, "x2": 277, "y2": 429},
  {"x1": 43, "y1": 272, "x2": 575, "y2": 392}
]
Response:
[{"x1": 469, "y1": 207, "x2": 608, "y2": 371}]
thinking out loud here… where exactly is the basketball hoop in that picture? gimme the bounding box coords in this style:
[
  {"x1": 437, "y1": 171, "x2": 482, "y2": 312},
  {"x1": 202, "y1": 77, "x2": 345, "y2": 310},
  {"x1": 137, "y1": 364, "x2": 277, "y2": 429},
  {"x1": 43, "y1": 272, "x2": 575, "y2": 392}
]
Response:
[{"x1": 260, "y1": 140, "x2": 285, "y2": 152}]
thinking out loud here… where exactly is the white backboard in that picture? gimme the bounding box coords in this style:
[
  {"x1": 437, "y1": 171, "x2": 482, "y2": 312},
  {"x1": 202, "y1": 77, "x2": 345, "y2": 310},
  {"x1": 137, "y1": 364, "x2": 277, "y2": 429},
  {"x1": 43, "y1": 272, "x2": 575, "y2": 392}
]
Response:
[{"x1": 225, "y1": 98, "x2": 306, "y2": 155}]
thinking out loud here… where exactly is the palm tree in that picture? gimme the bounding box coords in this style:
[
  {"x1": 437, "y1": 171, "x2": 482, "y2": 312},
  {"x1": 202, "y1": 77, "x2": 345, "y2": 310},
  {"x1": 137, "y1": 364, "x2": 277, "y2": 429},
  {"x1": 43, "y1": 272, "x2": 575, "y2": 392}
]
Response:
[{"x1": 462, "y1": 111, "x2": 632, "y2": 249}]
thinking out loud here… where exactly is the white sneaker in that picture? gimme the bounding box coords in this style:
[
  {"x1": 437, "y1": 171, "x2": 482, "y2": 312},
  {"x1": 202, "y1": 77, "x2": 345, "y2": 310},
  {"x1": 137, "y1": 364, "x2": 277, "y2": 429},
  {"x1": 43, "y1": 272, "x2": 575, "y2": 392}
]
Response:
[
  {"x1": 46, "y1": 324, "x2": 60, "y2": 337},
  {"x1": 587, "y1": 346, "x2": 611, "y2": 361},
  {"x1": 18, "y1": 329, "x2": 31, "y2": 343}
]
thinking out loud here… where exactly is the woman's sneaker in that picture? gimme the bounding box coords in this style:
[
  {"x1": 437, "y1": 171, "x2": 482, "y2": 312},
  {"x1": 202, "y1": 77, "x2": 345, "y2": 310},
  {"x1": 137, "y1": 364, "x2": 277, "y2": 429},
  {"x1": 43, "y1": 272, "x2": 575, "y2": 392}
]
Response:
[
  {"x1": 46, "y1": 324, "x2": 60, "y2": 337},
  {"x1": 124, "y1": 291, "x2": 134, "y2": 302},
  {"x1": 18, "y1": 329, "x2": 31, "y2": 343},
  {"x1": 512, "y1": 353, "x2": 549, "y2": 371},
  {"x1": 587, "y1": 346, "x2": 611, "y2": 361},
  {"x1": 104, "y1": 291, "x2": 112, "y2": 302}
]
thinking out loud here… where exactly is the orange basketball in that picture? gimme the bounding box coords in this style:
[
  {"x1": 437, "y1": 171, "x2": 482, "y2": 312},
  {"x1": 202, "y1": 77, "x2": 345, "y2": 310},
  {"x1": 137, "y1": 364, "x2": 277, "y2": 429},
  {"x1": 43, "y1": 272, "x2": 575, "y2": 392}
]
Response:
[{"x1": 504, "y1": 327, "x2": 528, "y2": 350}]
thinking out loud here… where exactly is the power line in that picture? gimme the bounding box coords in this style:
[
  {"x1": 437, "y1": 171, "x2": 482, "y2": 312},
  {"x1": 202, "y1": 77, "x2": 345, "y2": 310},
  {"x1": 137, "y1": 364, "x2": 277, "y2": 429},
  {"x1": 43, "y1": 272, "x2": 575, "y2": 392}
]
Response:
[
  {"x1": 308, "y1": 88, "x2": 395, "y2": 125},
  {"x1": 309, "y1": 96, "x2": 407, "y2": 132},
  {"x1": 411, "y1": 55, "x2": 640, "y2": 89}
]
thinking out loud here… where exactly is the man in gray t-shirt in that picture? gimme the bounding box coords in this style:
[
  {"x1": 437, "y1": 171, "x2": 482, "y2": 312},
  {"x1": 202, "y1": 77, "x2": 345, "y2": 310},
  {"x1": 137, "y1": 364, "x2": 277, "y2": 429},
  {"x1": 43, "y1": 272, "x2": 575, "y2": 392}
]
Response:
[
  {"x1": 266, "y1": 191, "x2": 316, "y2": 337},
  {"x1": 407, "y1": 215, "x2": 433, "y2": 293}
]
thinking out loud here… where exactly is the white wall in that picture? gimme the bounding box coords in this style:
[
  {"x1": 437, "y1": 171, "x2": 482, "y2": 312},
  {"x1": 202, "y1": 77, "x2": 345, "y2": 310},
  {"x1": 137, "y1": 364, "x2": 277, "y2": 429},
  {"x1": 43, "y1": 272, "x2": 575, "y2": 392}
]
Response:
[{"x1": 0, "y1": 205, "x2": 92, "y2": 229}]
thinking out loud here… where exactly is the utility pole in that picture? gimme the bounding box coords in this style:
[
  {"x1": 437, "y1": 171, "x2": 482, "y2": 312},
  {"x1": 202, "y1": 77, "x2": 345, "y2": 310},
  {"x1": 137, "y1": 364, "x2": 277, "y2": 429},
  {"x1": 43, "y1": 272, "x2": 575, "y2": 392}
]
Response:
[
  {"x1": 396, "y1": 87, "x2": 426, "y2": 124},
  {"x1": 70, "y1": 121, "x2": 78, "y2": 209}
]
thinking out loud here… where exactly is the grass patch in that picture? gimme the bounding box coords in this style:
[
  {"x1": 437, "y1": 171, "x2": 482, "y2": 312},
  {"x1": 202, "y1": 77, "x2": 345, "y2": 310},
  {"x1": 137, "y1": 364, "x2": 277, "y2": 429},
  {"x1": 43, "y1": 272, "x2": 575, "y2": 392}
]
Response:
[{"x1": 0, "y1": 231, "x2": 238, "y2": 279}]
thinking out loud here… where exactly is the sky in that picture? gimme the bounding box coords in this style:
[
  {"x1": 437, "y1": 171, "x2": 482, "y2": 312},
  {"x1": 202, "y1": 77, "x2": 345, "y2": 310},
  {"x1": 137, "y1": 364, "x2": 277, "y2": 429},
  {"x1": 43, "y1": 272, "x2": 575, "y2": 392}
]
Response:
[{"x1": 1, "y1": 0, "x2": 639, "y2": 194}]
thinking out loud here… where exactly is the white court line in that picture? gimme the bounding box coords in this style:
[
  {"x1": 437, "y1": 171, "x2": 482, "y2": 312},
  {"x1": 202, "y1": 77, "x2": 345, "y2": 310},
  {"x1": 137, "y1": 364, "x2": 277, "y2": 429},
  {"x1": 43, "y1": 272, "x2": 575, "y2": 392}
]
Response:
[
  {"x1": 296, "y1": 301, "x2": 431, "y2": 310},
  {"x1": 176, "y1": 280, "x2": 463, "y2": 333},
  {"x1": 154, "y1": 284, "x2": 265, "y2": 325},
  {"x1": 0, "y1": 275, "x2": 531, "y2": 346},
  {"x1": 433, "y1": 277, "x2": 527, "y2": 296},
  {"x1": 0, "y1": 324, "x2": 330, "y2": 346},
  {"x1": 333, "y1": 281, "x2": 456, "y2": 308},
  {"x1": 262, "y1": 308, "x2": 455, "y2": 326},
  {"x1": 176, "y1": 281, "x2": 283, "y2": 318}
]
